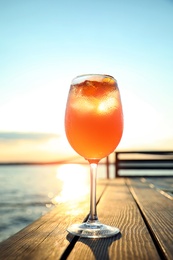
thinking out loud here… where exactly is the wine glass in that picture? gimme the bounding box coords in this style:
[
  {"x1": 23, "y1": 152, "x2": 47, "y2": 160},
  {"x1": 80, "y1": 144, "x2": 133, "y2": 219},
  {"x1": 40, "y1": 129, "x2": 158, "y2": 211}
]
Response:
[{"x1": 65, "y1": 74, "x2": 123, "y2": 238}]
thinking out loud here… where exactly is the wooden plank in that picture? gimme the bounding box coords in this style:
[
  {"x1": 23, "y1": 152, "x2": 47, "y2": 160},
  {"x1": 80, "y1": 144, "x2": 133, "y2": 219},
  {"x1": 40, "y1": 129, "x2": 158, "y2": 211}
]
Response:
[
  {"x1": 67, "y1": 178, "x2": 160, "y2": 260},
  {"x1": 115, "y1": 151, "x2": 173, "y2": 155},
  {"x1": 145, "y1": 177, "x2": 173, "y2": 198},
  {"x1": 118, "y1": 165, "x2": 173, "y2": 170},
  {"x1": 0, "y1": 180, "x2": 106, "y2": 260},
  {"x1": 127, "y1": 178, "x2": 173, "y2": 260},
  {"x1": 118, "y1": 159, "x2": 173, "y2": 163}
]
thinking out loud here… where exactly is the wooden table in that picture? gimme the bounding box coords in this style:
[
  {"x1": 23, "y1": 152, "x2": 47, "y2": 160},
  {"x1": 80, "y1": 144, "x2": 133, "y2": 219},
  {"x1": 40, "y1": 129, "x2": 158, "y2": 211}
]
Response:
[{"x1": 0, "y1": 177, "x2": 172, "y2": 260}]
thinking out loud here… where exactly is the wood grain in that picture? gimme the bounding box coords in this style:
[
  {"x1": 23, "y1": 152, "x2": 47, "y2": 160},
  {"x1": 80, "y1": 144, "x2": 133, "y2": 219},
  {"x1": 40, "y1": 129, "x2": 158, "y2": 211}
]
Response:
[
  {"x1": 127, "y1": 177, "x2": 173, "y2": 260},
  {"x1": 1, "y1": 178, "x2": 171, "y2": 259},
  {"x1": 67, "y1": 178, "x2": 160, "y2": 260}
]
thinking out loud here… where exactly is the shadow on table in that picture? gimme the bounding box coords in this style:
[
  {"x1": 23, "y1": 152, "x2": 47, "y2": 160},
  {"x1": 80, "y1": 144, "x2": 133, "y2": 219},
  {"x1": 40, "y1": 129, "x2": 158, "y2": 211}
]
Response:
[{"x1": 61, "y1": 232, "x2": 121, "y2": 259}]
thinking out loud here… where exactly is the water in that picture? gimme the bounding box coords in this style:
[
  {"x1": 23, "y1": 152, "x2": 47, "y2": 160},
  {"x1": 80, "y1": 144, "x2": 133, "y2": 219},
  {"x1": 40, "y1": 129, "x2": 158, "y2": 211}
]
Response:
[{"x1": 0, "y1": 163, "x2": 108, "y2": 242}]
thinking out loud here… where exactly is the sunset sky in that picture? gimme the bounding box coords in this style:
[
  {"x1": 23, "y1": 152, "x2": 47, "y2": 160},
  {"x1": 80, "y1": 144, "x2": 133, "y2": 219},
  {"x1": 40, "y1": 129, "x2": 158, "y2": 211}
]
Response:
[{"x1": 0, "y1": 0, "x2": 173, "y2": 162}]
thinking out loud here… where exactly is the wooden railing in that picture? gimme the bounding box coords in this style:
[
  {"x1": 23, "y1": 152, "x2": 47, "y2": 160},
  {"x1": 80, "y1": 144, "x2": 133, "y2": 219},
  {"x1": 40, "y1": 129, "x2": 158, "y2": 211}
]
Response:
[{"x1": 107, "y1": 151, "x2": 173, "y2": 178}]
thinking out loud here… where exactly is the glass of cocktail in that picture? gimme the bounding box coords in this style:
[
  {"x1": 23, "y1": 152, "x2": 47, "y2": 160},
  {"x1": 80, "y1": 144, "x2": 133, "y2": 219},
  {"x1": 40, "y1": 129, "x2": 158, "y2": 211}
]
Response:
[{"x1": 65, "y1": 74, "x2": 123, "y2": 238}]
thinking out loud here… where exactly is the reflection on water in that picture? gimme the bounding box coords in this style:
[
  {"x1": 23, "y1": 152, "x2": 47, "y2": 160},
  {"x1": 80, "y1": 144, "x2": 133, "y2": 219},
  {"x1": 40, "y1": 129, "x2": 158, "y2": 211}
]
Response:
[{"x1": 52, "y1": 164, "x2": 90, "y2": 204}]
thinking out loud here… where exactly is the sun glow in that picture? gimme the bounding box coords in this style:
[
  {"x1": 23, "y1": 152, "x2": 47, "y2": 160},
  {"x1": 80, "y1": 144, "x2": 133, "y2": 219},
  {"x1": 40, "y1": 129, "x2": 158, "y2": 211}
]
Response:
[{"x1": 52, "y1": 164, "x2": 89, "y2": 204}]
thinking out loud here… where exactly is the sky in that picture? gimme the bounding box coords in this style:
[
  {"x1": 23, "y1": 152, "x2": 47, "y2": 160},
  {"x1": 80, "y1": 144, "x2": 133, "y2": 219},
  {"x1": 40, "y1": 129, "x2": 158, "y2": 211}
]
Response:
[{"x1": 0, "y1": 0, "x2": 173, "y2": 162}]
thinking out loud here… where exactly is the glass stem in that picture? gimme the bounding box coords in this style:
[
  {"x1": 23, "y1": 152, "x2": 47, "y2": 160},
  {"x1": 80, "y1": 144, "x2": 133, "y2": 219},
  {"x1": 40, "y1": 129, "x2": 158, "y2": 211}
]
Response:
[{"x1": 88, "y1": 162, "x2": 98, "y2": 223}]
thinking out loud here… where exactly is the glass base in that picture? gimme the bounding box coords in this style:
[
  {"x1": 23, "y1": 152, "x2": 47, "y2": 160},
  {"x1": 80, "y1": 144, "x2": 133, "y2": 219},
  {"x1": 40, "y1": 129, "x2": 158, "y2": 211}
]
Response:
[{"x1": 67, "y1": 221, "x2": 120, "y2": 238}]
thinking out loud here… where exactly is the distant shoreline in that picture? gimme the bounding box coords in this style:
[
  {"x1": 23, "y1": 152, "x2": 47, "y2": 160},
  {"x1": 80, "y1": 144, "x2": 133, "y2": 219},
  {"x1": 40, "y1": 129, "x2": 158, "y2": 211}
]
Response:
[
  {"x1": 0, "y1": 161, "x2": 107, "y2": 166},
  {"x1": 0, "y1": 161, "x2": 87, "y2": 165}
]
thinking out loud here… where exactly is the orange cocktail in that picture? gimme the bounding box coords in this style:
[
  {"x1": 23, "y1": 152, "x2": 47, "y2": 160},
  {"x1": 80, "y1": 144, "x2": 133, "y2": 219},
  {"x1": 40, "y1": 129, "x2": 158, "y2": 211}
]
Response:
[
  {"x1": 65, "y1": 74, "x2": 123, "y2": 238},
  {"x1": 65, "y1": 74, "x2": 123, "y2": 161}
]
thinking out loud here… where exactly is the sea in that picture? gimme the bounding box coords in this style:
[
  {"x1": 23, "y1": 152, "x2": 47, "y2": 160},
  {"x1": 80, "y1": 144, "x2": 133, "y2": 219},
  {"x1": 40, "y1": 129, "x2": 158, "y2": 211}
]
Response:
[{"x1": 0, "y1": 164, "x2": 173, "y2": 243}]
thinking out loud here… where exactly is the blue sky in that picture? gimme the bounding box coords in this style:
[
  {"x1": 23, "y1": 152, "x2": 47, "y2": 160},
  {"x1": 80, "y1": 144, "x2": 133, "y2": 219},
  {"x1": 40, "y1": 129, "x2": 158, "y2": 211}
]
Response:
[{"x1": 0, "y1": 0, "x2": 173, "y2": 161}]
